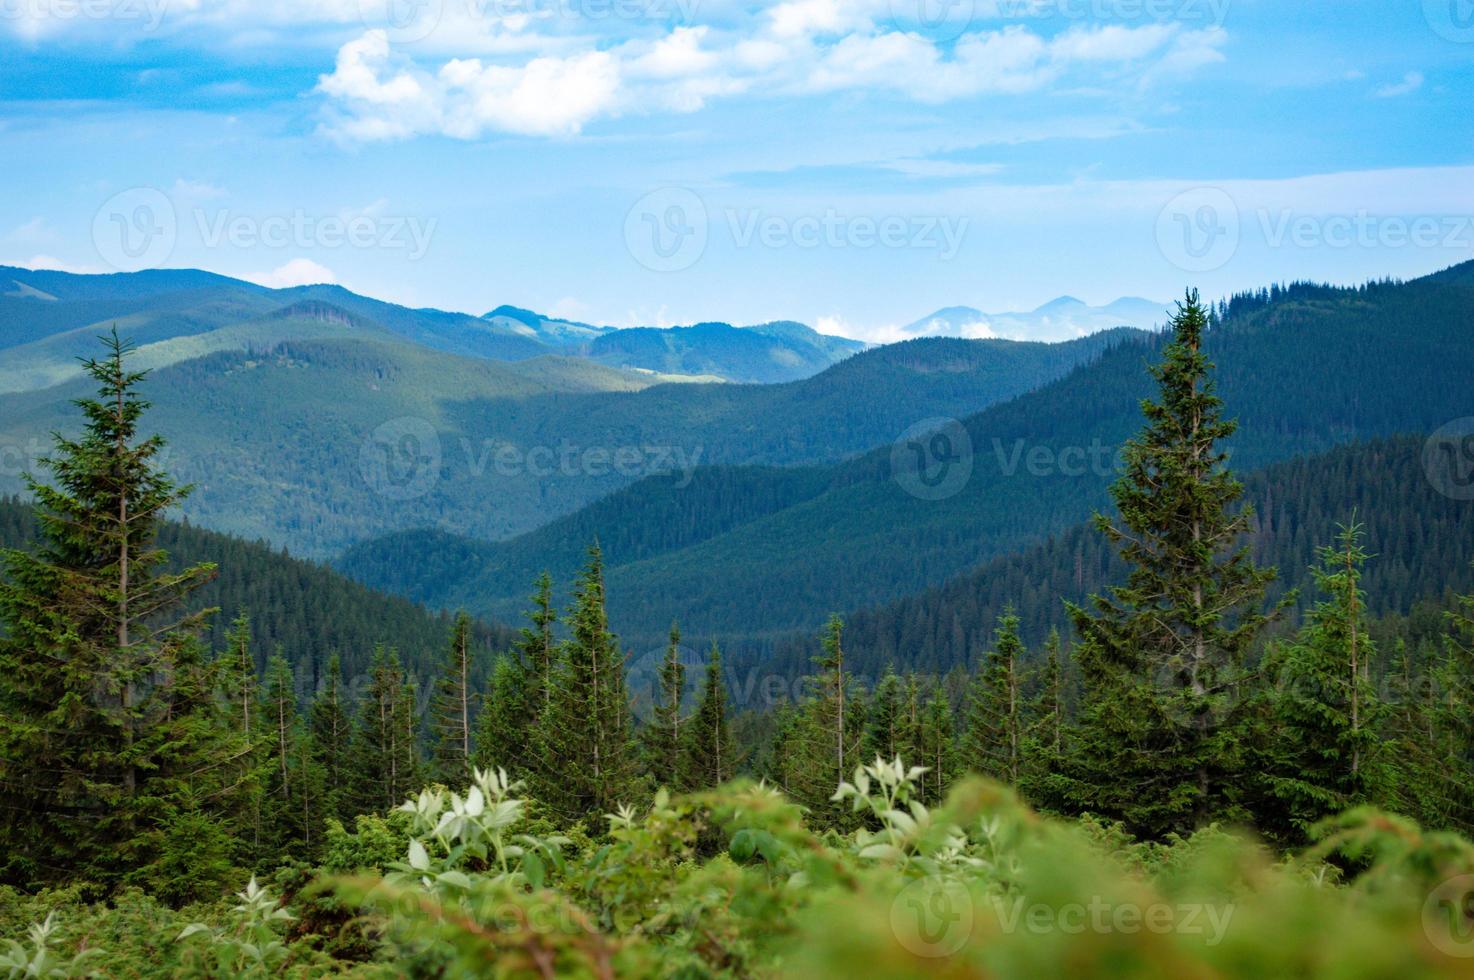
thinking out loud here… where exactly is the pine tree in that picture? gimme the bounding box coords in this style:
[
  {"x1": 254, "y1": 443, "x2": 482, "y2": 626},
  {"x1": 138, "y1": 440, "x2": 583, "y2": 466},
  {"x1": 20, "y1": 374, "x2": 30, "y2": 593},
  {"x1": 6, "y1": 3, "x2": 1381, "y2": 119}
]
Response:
[
  {"x1": 915, "y1": 684, "x2": 957, "y2": 806},
  {"x1": 862, "y1": 666, "x2": 913, "y2": 763},
  {"x1": 962, "y1": 612, "x2": 1026, "y2": 785},
  {"x1": 1020, "y1": 630, "x2": 1068, "y2": 808},
  {"x1": 0, "y1": 330, "x2": 231, "y2": 887},
  {"x1": 641, "y1": 622, "x2": 687, "y2": 791},
  {"x1": 472, "y1": 655, "x2": 532, "y2": 776},
  {"x1": 260, "y1": 651, "x2": 318, "y2": 855},
  {"x1": 308, "y1": 653, "x2": 354, "y2": 823},
  {"x1": 782, "y1": 616, "x2": 865, "y2": 821},
  {"x1": 1264, "y1": 523, "x2": 1387, "y2": 841},
  {"x1": 1066, "y1": 291, "x2": 1282, "y2": 839},
  {"x1": 1428, "y1": 578, "x2": 1474, "y2": 831},
  {"x1": 532, "y1": 544, "x2": 640, "y2": 820},
  {"x1": 429, "y1": 612, "x2": 478, "y2": 784},
  {"x1": 520, "y1": 571, "x2": 558, "y2": 718},
  {"x1": 349, "y1": 647, "x2": 421, "y2": 814},
  {"x1": 684, "y1": 643, "x2": 736, "y2": 789}
]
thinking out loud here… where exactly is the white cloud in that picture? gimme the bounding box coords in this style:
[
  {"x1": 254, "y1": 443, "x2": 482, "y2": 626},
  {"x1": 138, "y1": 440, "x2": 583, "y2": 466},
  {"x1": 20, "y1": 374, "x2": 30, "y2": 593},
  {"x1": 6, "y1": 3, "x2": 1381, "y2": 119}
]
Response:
[
  {"x1": 317, "y1": 19, "x2": 1230, "y2": 142},
  {"x1": 7, "y1": 254, "x2": 105, "y2": 274},
  {"x1": 1374, "y1": 71, "x2": 1424, "y2": 98},
  {"x1": 252, "y1": 257, "x2": 338, "y2": 288}
]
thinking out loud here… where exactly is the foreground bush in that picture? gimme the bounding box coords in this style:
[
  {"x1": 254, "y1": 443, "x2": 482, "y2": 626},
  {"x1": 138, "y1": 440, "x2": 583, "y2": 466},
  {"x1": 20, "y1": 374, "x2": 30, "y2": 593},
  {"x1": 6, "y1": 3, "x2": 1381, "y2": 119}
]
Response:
[{"x1": 4, "y1": 758, "x2": 1474, "y2": 978}]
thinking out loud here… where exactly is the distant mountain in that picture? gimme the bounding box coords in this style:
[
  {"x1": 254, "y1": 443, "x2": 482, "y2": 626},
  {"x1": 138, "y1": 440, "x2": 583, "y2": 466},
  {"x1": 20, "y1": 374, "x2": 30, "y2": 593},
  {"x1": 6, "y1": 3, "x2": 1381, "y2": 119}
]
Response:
[
  {"x1": 480, "y1": 306, "x2": 867, "y2": 383},
  {"x1": 0, "y1": 265, "x2": 863, "y2": 390},
  {"x1": 901, "y1": 295, "x2": 1167, "y2": 342},
  {"x1": 337, "y1": 263, "x2": 1474, "y2": 652},
  {"x1": 1, "y1": 291, "x2": 1135, "y2": 556}
]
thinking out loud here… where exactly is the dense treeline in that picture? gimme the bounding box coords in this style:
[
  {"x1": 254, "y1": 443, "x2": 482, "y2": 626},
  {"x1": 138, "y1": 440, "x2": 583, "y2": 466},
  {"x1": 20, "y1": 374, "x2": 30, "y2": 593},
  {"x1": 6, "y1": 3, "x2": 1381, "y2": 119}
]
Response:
[
  {"x1": 0, "y1": 496, "x2": 514, "y2": 689},
  {"x1": 743, "y1": 434, "x2": 1474, "y2": 680}
]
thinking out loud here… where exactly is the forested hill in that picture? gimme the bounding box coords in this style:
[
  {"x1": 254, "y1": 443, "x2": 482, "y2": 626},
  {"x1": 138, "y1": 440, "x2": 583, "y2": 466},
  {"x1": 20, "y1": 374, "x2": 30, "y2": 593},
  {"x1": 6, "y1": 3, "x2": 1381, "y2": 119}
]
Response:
[
  {"x1": 736, "y1": 434, "x2": 1474, "y2": 681},
  {"x1": 0, "y1": 496, "x2": 512, "y2": 696},
  {"x1": 341, "y1": 264, "x2": 1474, "y2": 650}
]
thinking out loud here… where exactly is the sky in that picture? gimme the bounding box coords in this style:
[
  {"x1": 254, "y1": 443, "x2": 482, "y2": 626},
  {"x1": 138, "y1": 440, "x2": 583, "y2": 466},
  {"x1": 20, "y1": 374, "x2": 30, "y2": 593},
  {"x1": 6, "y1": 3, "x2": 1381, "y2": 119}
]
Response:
[{"x1": 1, "y1": 0, "x2": 1471, "y2": 342}]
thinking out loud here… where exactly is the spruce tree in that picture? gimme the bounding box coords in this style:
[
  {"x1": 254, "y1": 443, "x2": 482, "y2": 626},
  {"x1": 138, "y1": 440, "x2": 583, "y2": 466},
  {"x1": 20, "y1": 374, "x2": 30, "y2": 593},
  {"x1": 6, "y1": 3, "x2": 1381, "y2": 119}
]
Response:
[
  {"x1": 520, "y1": 572, "x2": 558, "y2": 718},
  {"x1": 429, "y1": 612, "x2": 478, "y2": 784},
  {"x1": 1066, "y1": 290, "x2": 1282, "y2": 839},
  {"x1": 308, "y1": 653, "x2": 354, "y2": 823},
  {"x1": 1019, "y1": 630, "x2": 1069, "y2": 808},
  {"x1": 783, "y1": 616, "x2": 865, "y2": 821},
  {"x1": 862, "y1": 666, "x2": 912, "y2": 763},
  {"x1": 473, "y1": 655, "x2": 531, "y2": 775},
  {"x1": 641, "y1": 622, "x2": 687, "y2": 791},
  {"x1": 260, "y1": 651, "x2": 318, "y2": 855},
  {"x1": 532, "y1": 544, "x2": 640, "y2": 820},
  {"x1": 962, "y1": 612, "x2": 1026, "y2": 785},
  {"x1": 0, "y1": 330, "x2": 231, "y2": 887},
  {"x1": 1264, "y1": 523, "x2": 1387, "y2": 841},
  {"x1": 348, "y1": 647, "x2": 421, "y2": 813},
  {"x1": 1428, "y1": 578, "x2": 1474, "y2": 830},
  {"x1": 684, "y1": 643, "x2": 736, "y2": 789},
  {"x1": 915, "y1": 684, "x2": 957, "y2": 805}
]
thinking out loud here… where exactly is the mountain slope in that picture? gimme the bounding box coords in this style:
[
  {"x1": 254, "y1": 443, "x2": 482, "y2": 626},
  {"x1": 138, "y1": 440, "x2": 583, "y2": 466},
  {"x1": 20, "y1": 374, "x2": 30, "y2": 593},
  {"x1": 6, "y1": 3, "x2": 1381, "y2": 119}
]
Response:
[
  {"x1": 339, "y1": 264, "x2": 1474, "y2": 651},
  {"x1": 0, "y1": 496, "x2": 513, "y2": 696},
  {"x1": 1, "y1": 327, "x2": 1135, "y2": 555},
  {"x1": 746, "y1": 434, "x2": 1474, "y2": 682}
]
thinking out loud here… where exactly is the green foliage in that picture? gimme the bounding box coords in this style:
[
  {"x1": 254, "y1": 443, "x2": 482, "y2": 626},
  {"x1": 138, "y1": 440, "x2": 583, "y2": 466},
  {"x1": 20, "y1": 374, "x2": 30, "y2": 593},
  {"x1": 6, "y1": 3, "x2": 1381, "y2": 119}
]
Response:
[{"x1": 1066, "y1": 292, "x2": 1283, "y2": 839}]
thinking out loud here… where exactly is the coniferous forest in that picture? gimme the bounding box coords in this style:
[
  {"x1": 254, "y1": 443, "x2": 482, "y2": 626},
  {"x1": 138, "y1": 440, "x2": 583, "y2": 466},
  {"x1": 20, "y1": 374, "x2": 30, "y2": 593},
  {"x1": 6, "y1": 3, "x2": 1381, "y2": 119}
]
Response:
[{"x1": 3, "y1": 284, "x2": 1474, "y2": 977}]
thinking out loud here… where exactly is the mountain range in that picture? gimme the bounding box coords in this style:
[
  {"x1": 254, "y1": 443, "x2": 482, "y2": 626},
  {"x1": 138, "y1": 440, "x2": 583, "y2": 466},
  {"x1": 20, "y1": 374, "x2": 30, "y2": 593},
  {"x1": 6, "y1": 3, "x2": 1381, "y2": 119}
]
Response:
[
  {"x1": 338, "y1": 263, "x2": 1474, "y2": 655},
  {"x1": 0, "y1": 265, "x2": 1142, "y2": 555},
  {"x1": 899, "y1": 295, "x2": 1168, "y2": 342}
]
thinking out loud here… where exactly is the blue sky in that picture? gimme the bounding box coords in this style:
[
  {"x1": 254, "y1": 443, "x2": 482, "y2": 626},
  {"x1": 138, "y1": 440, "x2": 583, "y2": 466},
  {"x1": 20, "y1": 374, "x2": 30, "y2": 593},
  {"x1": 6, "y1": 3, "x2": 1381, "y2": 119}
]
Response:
[{"x1": 1, "y1": 0, "x2": 1471, "y2": 341}]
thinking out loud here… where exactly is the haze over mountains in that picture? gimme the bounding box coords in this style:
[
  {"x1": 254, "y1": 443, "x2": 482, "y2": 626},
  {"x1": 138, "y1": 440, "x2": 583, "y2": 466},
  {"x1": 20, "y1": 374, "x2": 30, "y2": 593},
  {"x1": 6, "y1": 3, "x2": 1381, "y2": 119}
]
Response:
[
  {"x1": 0, "y1": 264, "x2": 1144, "y2": 554},
  {"x1": 898, "y1": 296, "x2": 1168, "y2": 343},
  {"x1": 3, "y1": 260, "x2": 1471, "y2": 674},
  {"x1": 339, "y1": 262, "x2": 1474, "y2": 654}
]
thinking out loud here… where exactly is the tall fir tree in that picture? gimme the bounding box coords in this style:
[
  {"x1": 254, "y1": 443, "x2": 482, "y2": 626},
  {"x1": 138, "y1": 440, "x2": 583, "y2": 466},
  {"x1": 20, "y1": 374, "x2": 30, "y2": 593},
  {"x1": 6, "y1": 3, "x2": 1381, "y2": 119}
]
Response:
[
  {"x1": 641, "y1": 622, "x2": 687, "y2": 791},
  {"x1": 1263, "y1": 523, "x2": 1387, "y2": 841},
  {"x1": 684, "y1": 643, "x2": 736, "y2": 789},
  {"x1": 1019, "y1": 629, "x2": 1069, "y2": 809},
  {"x1": 308, "y1": 653, "x2": 354, "y2": 823},
  {"x1": 1065, "y1": 290, "x2": 1282, "y2": 839},
  {"x1": 863, "y1": 666, "x2": 915, "y2": 763},
  {"x1": 429, "y1": 612, "x2": 478, "y2": 784},
  {"x1": 260, "y1": 651, "x2": 320, "y2": 856},
  {"x1": 962, "y1": 612, "x2": 1026, "y2": 785},
  {"x1": 348, "y1": 647, "x2": 421, "y2": 814},
  {"x1": 0, "y1": 331, "x2": 238, "y2": 888},
  {"x1": 532, "y1": 544, "x2": 640, "y2": 820},
  {"x1": 915, "y1": 684, "x2": 957, "y2": 806},
  {"x1": 473, "y1": 655, "x2": 532, "y2": 776},
  {"x1": 1428, "y1": 577, "x2": 1474, "y2": 831},
  {"x1": 782, "y1": 615, "x2": 866, "y2": 822}
]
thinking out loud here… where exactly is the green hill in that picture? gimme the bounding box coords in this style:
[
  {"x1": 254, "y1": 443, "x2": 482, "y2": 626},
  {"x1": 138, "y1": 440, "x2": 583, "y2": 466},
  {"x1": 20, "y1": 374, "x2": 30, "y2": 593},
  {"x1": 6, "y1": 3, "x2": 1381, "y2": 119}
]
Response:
[
  {"x1": 0, "y1": 496, "x2": 514, "y2": 698},
  {"x1": 1, "y1": 318, "x2": 1133, "y2": 555},
  {"x1": 338, "y1": 264, "x2": 1474, "y2": 651}
]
